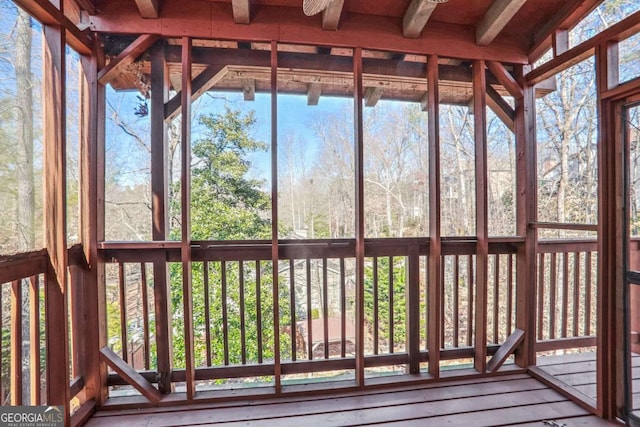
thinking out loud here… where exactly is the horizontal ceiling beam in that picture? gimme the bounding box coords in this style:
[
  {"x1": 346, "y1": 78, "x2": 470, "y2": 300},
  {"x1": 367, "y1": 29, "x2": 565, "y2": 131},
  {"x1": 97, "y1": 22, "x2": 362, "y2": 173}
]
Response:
[
  {"x1": 232, "y1": 0, "x2": 251, "y2": 24},
  {"x1": 307, "y1": 83, "x2": 322, "y2": 105},
  {"x1": 89, "y1": 1, "x2": 528, "y2": 64},
  {"x1": 134, "y1": 0, "x2": 162, "y2": 19},
  {"x1": 476, "y1": 0, "x2": 527, "y2": 46},
  {"x1": 403, "y1": 0, "x2": 437, "y2": 39},
  {"x1": 322, "y1": 0, "x2": 344, "y2": 31},
  {"x1": 364, "y1": 87, "x2": 383, "y2": 107}
]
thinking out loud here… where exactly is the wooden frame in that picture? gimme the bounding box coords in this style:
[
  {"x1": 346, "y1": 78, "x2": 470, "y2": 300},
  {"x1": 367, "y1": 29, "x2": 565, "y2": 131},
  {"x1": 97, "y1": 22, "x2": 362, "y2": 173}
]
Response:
[{"x1": 12, "y1": 0, "x2": 640, "y2": 422}]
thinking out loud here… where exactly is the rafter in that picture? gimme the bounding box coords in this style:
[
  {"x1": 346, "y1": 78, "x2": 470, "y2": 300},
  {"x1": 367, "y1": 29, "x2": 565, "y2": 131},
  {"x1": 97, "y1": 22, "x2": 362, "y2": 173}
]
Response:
[
  {"x1": 242, "y1": 78, "x2": 255, "y2": 101},
  {"x1": 528, "y1": 0, "x2": 601, "y2": 62},
  {"x1": 134, "y1": 0, "x2": 161, "y2": 18},
  {"x1": 73, "y1": 0, "x2": 95, "y2": 15},
  {"x1": 403, "y1": 0, "x2": 438, "y2": 39},
  {"x1": 476, "y1": 0, "x2": 527, "y2": 46},
  {"x1": 486, "y1": 85, "x2": 515, "y2": 132},
  {"x1": 307, "y1": 83, "x2": 322, "y2": 106},
  {"x1": 232, "y1": 0, "x2": 251, "y2": 24},
  {"x1": 98, "y1": 34, "x2": 160, "y2": 85},
  {"x1": 364, "y1": 87, "x2": 383, "y2": 107},
  {"x1": 13, "y1": 0, "x2": 92, "y2": 54},
  {"x1": 165, "y1": 64, "x2": 228, "y2": 121},
  {"x1": 486, "y1": 61, "x2": 522, "y2": 99},
  {"x1": 322, "y1": 0, "x2": 344, "y2": 31}
]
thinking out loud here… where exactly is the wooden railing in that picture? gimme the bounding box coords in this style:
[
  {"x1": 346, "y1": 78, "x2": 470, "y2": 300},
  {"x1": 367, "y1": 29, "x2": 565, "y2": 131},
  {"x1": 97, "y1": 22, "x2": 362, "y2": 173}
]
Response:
[
  {"x1": 0, "y1": 250, "x2": 48, "y2": 407},
  {"x1": 536, "y1": 238, "x2": 598, "y2": 353},
  {"x1": 0, "y1": 246, "x2": 96, "y2": 424},
  {"x1": 0, "y1": 237, "x2": 602, "y2": 409},
  {"x1": 98, "y1": 238, "x2": 526, "y2": 391}
]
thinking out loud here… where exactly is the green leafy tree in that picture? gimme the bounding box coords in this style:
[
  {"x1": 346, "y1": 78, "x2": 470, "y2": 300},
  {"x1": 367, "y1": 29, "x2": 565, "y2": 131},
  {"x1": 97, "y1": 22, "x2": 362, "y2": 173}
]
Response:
[{"x1": 169, "y1": 108, "x2": 290, "y2": 371}]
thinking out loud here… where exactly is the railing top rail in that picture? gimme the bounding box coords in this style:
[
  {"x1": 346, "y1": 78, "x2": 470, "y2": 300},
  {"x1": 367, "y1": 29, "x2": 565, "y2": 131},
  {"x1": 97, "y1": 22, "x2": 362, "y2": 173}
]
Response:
[{"x1": 0, "y1": 248, "x2": 48, "y2": 284}]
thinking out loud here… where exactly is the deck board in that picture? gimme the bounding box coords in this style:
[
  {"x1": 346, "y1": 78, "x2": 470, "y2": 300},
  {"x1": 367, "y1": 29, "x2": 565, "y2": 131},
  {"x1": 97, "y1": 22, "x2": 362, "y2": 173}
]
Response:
[
  {"x1": 537, "y1": 351, "x2": 640, "y2": 405},
  {"x1": 86, "y1": 373, "x2": 617, "y2": 427}
]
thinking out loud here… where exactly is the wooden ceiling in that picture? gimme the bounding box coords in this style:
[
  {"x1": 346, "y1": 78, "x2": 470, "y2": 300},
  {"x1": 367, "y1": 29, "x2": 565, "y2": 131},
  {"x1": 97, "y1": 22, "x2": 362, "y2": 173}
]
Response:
[{"x1": 90, "y1": 0, "x2": 600, "y2": 114}]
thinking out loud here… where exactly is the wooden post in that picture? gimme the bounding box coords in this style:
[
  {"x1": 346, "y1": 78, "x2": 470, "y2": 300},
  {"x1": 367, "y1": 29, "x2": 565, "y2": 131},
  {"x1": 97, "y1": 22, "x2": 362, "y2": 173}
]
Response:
[
  {"x1": 595, "y1": 41, "x2": 623, "y2": 420},
  {"x1": 514, "y1": 64, "x2": 537, "y2": 368},
  {"x1": 29, "y1": 276, "x2": 41, "y2": 405},
  {"x1": 151, "y1": 40, "x2": 173, "y2": 394},
  {"x1": 43, "y1": 17, "x2": 70, "y2": 423},
  {"x1": 270, "y1": 41, "x2": 282, "y2": 392},
  {"x1": 10, "y1": 280, "x2": 23, "y2": 405},
  {"x1": 80, "y1": 35, "x2": 107, "y2": 405},
  {"x1": 473, "y1": 60, "x2": 489, "y2": 374},
  {"x1": 353, "y1": 47, "x2": 366, "y2": 387},
  {"x1": 180, "y1": 36, "x2": 196, "y2": 400},
  {"x1": 407, "y1": 244, "x2": 420, "y2": 374},
  {"x1": 426, "y1": 54, "x2": 441, "y2": 379}
]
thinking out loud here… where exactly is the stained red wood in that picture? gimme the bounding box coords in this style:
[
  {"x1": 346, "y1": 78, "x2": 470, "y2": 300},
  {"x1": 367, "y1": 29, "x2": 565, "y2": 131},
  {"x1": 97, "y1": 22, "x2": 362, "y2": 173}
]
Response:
[
  {"x1": 150, "y1": 41, "x2": 173, "y2": 394},
  {"x1": 140, "y1": 263, "x2": 150, "y2": 370},
  {"x1": 595, "y1": 41, "x2": 623, "y2": 420},
  {"x1": 100, "y1": 347, "x2": 163, "y2": 404},
  {"x1": 98, "y1": 34, "x2": 160, "y2": 84},
  {"x1": 13, "y1": 0, "x2": 91, "y2": 53},
  {"x1": 29, "y1": 276, "x2": 41, "y2": 405},
  {"x1": 427, "y1": 54, "x2": 442, "y2": 378},
  {"x1": 118, "y1": 263, "x2": 128, "y2": 362},
  {"x1": 84, "y1": 373, "x2": 617, "y2": 427},
  {"x1": 134, "y1": 0, "x2": 161, "y2": 18},
  {"x1": 43, "y1": 19, "x2": 70, "y2": 424},
  {"x1": 473, "y1": 59, "x2": 489, "y2": 374},
  {"x1": 527, "y1": 9, "x2": 640, "y2": 85},
  {"x1": 89, "y1": 2, "x2": 528, "y2": 64},
  {"x1": 514, "y1": 63, "x2": 536, "y2": 368},
  {"x1": 407, "y1": 246, "x2": 420, "y2": 373},
  {"x1": 270, "y1": 41, "x2": 282, "y2": 391},
  {"x1": 487, "y1": 328, "x2": 524, "y2": 373},
  {"x1": 180, "y1": 36, "x2": 196, "y2": 400},
  {"x1": 10, "y1": 280, "x2": 23, "y2": 405},
  {"x1": 80, "y1": 37, "x2": 108, "y2": 405},
  {"x1": 354, "y1": 47, "x2": 365, "y2": 387}
]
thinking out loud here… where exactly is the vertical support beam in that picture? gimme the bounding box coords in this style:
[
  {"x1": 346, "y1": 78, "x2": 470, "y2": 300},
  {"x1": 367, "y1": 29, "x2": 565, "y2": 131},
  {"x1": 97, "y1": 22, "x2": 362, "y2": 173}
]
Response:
[
  {"x1": 514, "y1": 64, "x2": 537, "y2": 368},
  {"x1": 10, "y1": 280, "x2": 23, "y2": 405},
  {"x1": 407, "y1": 245, "x2": 420, "y2": 374},
  {"x1": 180, "y1": 36, "x2": 195, "y2": 400},
  {"x1": 150, "y1": 41, "x2": 173, "y2": 394},
  {"x1": 43, "y1": 16, "x2": 70, "y2": 423},
  {"x1": 426, "y1": 54, "x2": 441, "y2": 379},
  {"x1": 80, "y1": 35, "x2": 107, "y2": 405},
  {"x1": 270, "y1": 41, "x2": 282, "y2": 392},
  {"x1": 596, "y1": 41, "x2": 622, "y2": 420},
  {"x1": 354, "y1": 47, "x2": 366, "y2": 387},
  {"x1": 29, "y1": 276, "x2": 41, "y2": 405},
  {"x1": 473, "y1": 60, "x2": 489, "y2": 374}
]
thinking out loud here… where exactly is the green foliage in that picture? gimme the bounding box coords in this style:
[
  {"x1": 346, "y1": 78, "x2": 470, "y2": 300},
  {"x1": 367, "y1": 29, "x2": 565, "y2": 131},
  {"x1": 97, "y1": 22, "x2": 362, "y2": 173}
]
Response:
[
  {"x1": 168, "y1": 108, "x2": 286, "y2": 370},
  {"x1": 187, "y1": 107, "x2": 271, "y2": 241},
  {"x1": 363, "y1": 257, "x2": 407, "y2": 352}
]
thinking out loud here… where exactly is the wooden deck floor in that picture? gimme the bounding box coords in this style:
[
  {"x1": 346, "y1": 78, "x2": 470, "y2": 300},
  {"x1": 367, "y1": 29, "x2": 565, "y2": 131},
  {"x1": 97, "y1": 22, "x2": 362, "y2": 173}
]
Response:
[
  {"x1": 86, "y1": 373, "x2": 618, "y2": 426},
  {"x1": 538, "y1": 351, "x2": 640, "y2": 410}
]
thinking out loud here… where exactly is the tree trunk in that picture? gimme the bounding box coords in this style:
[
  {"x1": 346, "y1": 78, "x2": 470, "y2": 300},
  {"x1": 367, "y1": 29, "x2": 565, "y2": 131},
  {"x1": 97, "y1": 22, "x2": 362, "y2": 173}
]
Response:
[{"x1": 15, "y1": 9, "x2": 34, "y2": 251}]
